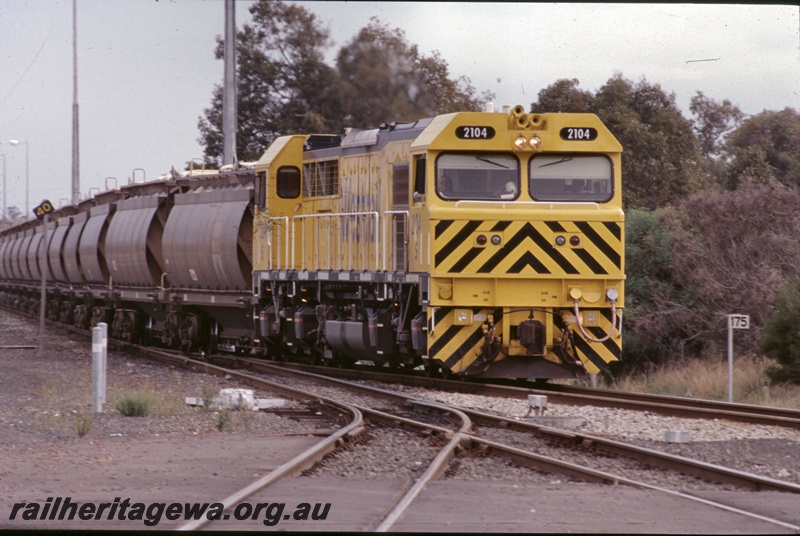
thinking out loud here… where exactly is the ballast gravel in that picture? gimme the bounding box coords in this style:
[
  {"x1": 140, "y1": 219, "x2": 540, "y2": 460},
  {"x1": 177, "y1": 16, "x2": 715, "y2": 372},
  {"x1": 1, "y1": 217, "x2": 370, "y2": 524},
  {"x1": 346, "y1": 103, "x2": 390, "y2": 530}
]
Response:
[{"x1": 355, "y1": 381, "x2": 800, "y2": 485}]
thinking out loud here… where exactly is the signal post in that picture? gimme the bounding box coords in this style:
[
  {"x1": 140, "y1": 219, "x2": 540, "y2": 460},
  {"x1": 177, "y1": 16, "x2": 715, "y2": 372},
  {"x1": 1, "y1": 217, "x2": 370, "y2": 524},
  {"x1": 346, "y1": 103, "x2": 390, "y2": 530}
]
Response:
[{"x1": 33, "y1": 200, "x2": 53, "y2": 357}]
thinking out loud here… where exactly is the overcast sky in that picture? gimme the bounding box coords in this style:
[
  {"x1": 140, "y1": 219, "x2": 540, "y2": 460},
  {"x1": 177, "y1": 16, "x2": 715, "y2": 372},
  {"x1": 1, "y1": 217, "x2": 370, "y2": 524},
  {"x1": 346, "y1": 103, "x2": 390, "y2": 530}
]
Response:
[{"x1": 0, "y1": 1, "x2": 798, "y2": 218}]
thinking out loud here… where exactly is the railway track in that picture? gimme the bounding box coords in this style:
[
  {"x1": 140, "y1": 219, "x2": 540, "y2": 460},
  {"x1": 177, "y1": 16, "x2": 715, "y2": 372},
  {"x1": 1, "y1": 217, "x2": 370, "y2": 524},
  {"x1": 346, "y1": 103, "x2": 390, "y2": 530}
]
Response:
[
  {"x1": 264, "y1": 360, "x2": 800, "y2": 429},
  {"x1": 133, "y1": 347, "x2": 800, "y2": 531}
]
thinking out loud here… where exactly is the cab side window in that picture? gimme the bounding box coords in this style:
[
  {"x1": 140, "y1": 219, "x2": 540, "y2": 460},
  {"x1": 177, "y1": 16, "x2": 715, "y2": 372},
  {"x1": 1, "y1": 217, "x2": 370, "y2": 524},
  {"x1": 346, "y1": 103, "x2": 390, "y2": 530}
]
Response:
[{"x1": 277, "y1": 166, "x2": 301, "y2": 199}]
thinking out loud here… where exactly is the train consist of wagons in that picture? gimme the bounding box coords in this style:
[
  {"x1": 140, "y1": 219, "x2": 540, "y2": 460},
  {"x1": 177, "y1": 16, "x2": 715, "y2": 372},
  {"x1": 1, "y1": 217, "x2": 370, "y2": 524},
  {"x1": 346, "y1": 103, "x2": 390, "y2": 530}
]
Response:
[{"x1": 0, "y1": 106, "x2": 624, "y2": 380}]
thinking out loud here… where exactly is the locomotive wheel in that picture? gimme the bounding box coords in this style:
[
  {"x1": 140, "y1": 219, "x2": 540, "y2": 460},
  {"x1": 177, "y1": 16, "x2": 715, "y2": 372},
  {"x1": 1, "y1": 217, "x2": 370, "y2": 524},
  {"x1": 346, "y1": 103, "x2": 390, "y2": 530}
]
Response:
[
  {"x1": 143, "y1": 317, "x2": 154, "y2": 346},
  {"x1": 327, "y1": 352, "x2": 355, "y2": 369},
  {"x1": 440, "y1": 365, "x2": 453, "y2": 380},
  {"x1": 424, "y1": 359, "x2": 449, "y2": 379},
  {"x1": 206, "y1": 320, "x2": 219, "y2": 355},
  {"x1": 423, "y1": 359, "x2": 439, "y2": 378}
]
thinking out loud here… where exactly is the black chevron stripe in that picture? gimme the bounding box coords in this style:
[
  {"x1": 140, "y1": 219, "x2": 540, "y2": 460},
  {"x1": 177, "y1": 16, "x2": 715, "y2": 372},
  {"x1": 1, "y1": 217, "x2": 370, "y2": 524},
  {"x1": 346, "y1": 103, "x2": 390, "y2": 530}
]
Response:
[
  {"x1": 572, "y1": 334, "x2": 611, "y2": 371},
  {"x1": 573, "y1": 248, "x2": 608, "y2": 275},
  {"x1": 436, "y1": 220, "x2": 620, "y2": 275},
  {"x1": 443, "y1": 327, "x2": 486, "y2": 368},
  {"x1": 545, "y1": 221, "x2": 567, "y2": 233},
  {"x1": 576, "y1": 221, "x2": 620, "y2": 269},
  {"x1": 508, "y1": 251, "x2": 549, "y2": 273},
  {"x1": 435, "y1": 220, "x2": 482, "y2": 267},
  {"x1": 428, "y1": 325, "x2": 460, "y2": 358},
  {"x1": 491, "y1": 221, "x2": 512, "y2": 232},
  {"x1": 450, "y1": 247, "x2": 485, "y2": 273},
  {"x1": 604, "y1": 221, "x2": 621, "y2": 240},
  {"x1": 435, "y1": 220, "x2": 454, "y2": 237},
  {"x1": 431, "y1": 307, "x2": 454, "y2": 330},
  {"x1": 477, "y1": 223, "x2": 578, "y2": 274},
  {"x1": 599, "y1": 310, "x2": 623, "y2": 358}
]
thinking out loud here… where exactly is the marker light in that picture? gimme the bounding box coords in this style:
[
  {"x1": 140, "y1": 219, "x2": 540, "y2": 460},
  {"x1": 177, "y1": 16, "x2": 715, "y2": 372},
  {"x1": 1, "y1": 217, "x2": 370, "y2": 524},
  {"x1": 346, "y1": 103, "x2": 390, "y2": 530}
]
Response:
[
  {"x1": 569, "y1": 236, "x2": 581, "y2": 246},
  {"x1": 455, "y1": 309, "x2": 473, "y2": 325},
  {"x1": 491, "y1": 235, "x2": 502, "y2": 246},
  {"x1": 476, "y1": 235, "x2": 487, "y2": 246},
  {"x1": 555, "y1": 236, "x2": 566, "y2": 246}
]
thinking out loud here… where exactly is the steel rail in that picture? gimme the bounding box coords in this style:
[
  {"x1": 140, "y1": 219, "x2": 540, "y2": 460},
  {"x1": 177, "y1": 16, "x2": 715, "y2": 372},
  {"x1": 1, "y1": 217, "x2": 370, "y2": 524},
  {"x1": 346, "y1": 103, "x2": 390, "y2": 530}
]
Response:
[
  {"x1": 177, "y1": 405, "x2": 364, "y2": 531},
  {"x1": 458, "y1": 406, "x2": 800, "y2": 494},
  {"x1": 260, "y1": 357, "x2": 800, "y2": 529},
  {"x1": 219, "y1": 358, "x2": 800, "y2": 493},
  {"x1": 146, "y1": 349, "x2": 472, "y2": 532},
  {"x1": 270, "y1": 362, "x2": 800, "y2": 429},
  {"x1": 133, "y1": 350, "x2": 369, "y2": 532},
  {"x1": 465, "y1": 436, "x2": 800, "y2": 532},
  {"x1": 534, "y1": 381, "x2": 800, "y2": 420},
  {"x1": 372, "y1": 400, "x2": 472, "y2": 532}
]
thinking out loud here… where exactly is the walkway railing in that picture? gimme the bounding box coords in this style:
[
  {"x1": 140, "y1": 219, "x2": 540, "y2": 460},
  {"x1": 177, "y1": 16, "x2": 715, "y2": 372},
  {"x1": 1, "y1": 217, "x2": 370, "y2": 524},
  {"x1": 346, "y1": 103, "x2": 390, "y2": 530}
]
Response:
[{"x1": 259, "y1": 210, "x2": 408, "y2": 272}]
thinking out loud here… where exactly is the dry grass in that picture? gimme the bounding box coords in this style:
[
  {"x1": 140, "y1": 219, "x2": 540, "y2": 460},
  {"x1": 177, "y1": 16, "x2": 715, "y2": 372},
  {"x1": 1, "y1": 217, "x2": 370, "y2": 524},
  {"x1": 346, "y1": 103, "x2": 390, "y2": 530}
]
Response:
[
  {"x1": 611, "y1": 354, "x2": 800, "y2": 409},
  {"x1": 111, "y1": 387, "x2": 184, "y2": 417},
  {"x1": 32, "y1": 373, "x2": 93, "y2": 429}
]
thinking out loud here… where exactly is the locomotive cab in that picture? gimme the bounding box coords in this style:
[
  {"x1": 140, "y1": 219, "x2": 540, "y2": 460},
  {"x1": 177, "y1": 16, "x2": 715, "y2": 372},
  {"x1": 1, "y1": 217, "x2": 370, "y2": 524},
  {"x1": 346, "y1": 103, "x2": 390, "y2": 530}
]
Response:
[{"x1": 407, "y1": 109, "x2": 624, "y2": 379}]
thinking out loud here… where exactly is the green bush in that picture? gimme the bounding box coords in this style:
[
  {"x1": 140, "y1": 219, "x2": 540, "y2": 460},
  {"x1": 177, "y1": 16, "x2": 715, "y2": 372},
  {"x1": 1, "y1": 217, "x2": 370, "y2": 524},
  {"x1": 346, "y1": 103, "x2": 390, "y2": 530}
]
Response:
[
  {"x1": 760, "y1": 281, "x2": 800, "y2": 384},
  {"x1": 115, "y1": 389, "x2": 160, "y2": 417},
  {"x1": 622, "y1": 186, "x2": 800, "y2": 375},
  {"x1": 621, "y1": 208, "x2": 690, "y2": 371},
  {"x1": 75, "y1": 413, "x2": 93, "y2": 437},
  {"x1": 216, "y1": 410, "x2": 233, "y2": 432}
]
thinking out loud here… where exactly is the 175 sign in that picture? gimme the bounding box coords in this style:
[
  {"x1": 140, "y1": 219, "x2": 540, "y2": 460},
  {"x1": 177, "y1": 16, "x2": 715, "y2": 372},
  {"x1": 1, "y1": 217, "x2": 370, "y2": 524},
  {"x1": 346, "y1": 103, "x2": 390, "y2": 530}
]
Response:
[
  {"x1": 33, "y1": 200, "x2": 54, "y2": 220},
  {"x1": 728, "y1": 314, "x2": 750, "y2": 330}
]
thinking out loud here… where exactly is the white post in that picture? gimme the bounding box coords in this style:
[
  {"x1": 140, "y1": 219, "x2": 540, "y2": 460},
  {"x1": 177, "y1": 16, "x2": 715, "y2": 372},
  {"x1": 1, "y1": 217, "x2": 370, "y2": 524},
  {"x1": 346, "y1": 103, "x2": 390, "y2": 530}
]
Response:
[
  {"x1": 99, "y1": 322, "x2": 107, "y2": 404},
  {"x1": 37, "y1": 214, "x2": 49, "y2": 356},
  {"x1": 727, "y1": 318, "x2": 734, "y2": 403},
  {"x1": 726, "y1": 314, "x2": 750, "y2": 403},
  {"x1": 92, "y1": 323, "x2": 108, "y2": 412}
]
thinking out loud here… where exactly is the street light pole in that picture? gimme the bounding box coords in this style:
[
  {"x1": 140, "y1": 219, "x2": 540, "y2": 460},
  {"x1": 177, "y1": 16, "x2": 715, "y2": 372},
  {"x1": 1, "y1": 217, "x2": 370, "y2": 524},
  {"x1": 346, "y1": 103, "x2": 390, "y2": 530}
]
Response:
[
  {"x1": 9, "y1": 139, "x2": 29, "y2": 217},
  {"x1": 222, "y1": 0, "x2": 237, "y2": 166},
  {"x1": 72, "y1": 0, "x2": 80, "y2": 205}
]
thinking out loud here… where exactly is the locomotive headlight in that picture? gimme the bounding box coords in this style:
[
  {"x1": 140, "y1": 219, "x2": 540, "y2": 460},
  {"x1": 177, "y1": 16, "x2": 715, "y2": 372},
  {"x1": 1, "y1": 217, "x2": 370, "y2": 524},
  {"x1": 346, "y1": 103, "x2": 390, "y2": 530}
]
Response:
[
  {"x1": 528, "y1": 135, "x2": 542, "y2": 149},
  {"x1": 455, "y1": 309, "x2": 473, "y2": 325},
  {"x1": 606, "y1": 288, "x2": 619, "y2": 301},
  {"x1": 513, "y1": 135, "x2": 527, "y2": 150}
]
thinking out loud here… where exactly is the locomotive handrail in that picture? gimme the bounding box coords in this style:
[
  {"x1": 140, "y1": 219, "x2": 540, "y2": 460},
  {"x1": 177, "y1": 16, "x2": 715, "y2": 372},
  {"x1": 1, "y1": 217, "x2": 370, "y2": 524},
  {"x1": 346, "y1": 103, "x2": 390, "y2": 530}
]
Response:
[
  {"x1": 130, "y1": 168, "x2": 146, "y2": 185},
  {"x1": 382, "y1": 210, "x2": 408, "y2": 272},
  {"x1": 454, "y1": 200, "x2": 601, "y2": 210},
  {"x1": 264, "y1": 216, "x2": 290, "y2": 270},
  {"x1": 293, "y1": 212, "x2": 379, "y2": 272}
]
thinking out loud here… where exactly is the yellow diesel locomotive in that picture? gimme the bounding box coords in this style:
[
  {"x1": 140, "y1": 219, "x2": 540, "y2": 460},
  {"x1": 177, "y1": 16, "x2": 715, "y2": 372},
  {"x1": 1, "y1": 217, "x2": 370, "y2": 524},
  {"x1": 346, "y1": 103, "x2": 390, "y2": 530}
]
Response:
[{"x1": 252, "y1": 105, "x2": 624, "y2": 379}]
